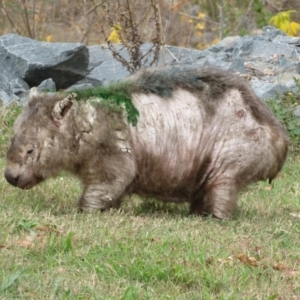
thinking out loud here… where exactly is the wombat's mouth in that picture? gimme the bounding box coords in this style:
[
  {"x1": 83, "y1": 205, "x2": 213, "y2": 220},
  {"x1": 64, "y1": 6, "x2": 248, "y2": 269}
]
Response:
[
  {"x1": 21, "y1": 178, "x2": 43, "y2": 190},
  {"x1": 4, "y1": 168, "x2": 43, "y2": 189},
  {"x1": 18, "y1": 176, "x2": 43, "y2": 190}
]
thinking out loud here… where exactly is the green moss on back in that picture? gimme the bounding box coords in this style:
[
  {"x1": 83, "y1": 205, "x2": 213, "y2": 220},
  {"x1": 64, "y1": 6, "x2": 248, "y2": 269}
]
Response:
[{"x1": 70, "y1": 81, "x2": 139, "y2": 126}]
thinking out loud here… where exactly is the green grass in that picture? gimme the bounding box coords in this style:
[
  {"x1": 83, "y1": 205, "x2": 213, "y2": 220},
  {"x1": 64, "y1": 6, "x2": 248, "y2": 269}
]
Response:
[
  {"x1": 266, "y1": 77, "x2": 300, "y2": 152},
  {"x1": 0, "y1": 103, "x2": 300, "y2": 299}
]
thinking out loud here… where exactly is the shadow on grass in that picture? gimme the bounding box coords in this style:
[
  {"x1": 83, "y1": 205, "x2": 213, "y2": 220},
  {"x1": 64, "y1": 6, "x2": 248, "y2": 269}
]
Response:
[{"x1": 128, "y1": 197, "x2": 189, "y2": 218}]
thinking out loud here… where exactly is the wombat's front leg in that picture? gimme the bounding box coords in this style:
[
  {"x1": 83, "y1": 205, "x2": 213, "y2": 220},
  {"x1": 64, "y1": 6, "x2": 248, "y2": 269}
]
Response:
[
  {"x1": 79, "y1": 180, "x2": 127, "y2": 211},
  {"x1": 78, "y1": 152, "x2": 136, "y2": 212}
]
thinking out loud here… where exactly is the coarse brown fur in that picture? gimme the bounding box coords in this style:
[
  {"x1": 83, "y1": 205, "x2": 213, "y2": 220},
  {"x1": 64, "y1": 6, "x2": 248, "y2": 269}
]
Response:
[{"x1": 4, "y1": 66, "x2": 289, "y2": 219}]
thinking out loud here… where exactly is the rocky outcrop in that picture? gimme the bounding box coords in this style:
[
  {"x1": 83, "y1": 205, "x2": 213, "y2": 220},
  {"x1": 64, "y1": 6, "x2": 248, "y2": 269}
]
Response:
[
  {"x1": 0, "y1": 34, "x2": 88, "y2": 92},
  {"x1": 0, "y1": 26, "x2": 300, "y2": 106}
]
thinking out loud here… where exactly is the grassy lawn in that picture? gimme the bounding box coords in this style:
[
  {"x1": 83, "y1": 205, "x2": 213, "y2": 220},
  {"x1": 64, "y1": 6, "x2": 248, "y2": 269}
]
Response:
[{"x1": 0, "y1": 104, "x2": 300, "y2": 299}]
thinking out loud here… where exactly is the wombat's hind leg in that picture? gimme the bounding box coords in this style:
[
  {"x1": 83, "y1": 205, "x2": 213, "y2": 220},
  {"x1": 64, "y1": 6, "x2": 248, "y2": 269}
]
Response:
[{"x1": 190, "y1": 180, "x2": 238, "y2": 220}]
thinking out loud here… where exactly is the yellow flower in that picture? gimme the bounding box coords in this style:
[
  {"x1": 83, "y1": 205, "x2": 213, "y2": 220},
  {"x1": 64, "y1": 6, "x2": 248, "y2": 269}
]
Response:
[
  {"x1": 46, "y1": 35, "x2": 52, "y2": 42},
  {"x1": 108, "y1": 24, "x2": 122, "y2": 43},
  {"x1": 198, "y1": 12, "x2": 206, "y2": 19},
  {"x1": 269, "y1": 10, "x2": 300, "y2": 36},
  {"x1": 195, "y1": 22, "x2": 205, "y2": 31},
  {"x1": 288, "y1": 22, "x2": 300, "y2": 36}
]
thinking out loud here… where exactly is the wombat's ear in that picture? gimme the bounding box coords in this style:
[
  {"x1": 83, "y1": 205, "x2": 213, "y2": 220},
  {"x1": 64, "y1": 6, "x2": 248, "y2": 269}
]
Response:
[
  {"x1": 52, "y1": 93, "x2": 76, "y2": 122},
  {"x1": 29, "y1": 87, "x2": 39, "y2": 98}
]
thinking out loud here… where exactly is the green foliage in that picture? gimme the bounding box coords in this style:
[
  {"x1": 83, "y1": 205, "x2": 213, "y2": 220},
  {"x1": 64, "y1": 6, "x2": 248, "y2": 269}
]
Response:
[
  {"x1": 253, "y1": 0, "x2": 272, "y2": 28},
  {"x1": 71, "y1": 82, "x2": 139, "y2": 126},
  {"x1": 267, "y1": 78, "x2": 300, "y2": 151},
  {"x1": 269, "y1": 10, "x2": 300, "y2": 36},
  {"x1": 0, "y1": 104, "x2": 22, "y2": 156},
  {"x1": 1, "y1": 270, "x2": 24, "y2": 292},
  {"x1": 14, "y1": 219, "x2": 37, "y2": 233},
  {"x1": 62, "y1": 231, "x2": 75, "y2": 253}
]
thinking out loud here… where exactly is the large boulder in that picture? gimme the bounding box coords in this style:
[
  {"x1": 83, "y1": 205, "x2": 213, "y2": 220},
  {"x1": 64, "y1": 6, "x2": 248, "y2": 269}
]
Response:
[{"x1": 0, "y1": 34, "x2": 89, "y2": 89}]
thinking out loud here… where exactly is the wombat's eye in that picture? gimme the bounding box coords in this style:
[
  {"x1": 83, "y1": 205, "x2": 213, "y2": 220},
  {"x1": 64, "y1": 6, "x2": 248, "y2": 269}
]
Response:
[{"x1": 27, "y1": 149, "x2": 34, "y2": 155}]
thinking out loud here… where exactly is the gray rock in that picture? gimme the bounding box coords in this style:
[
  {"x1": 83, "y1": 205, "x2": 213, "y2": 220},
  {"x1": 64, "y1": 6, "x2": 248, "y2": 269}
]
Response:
[
  {"x1": 37, "y1": 78, "x2": 56, "y2": 92},
  {"x1": 285, "y1": 80, "x2": 298, "y2": 93},
  {"x1": 83, "y1": 45, "x2": 130, "y2": 86},
  {"x1": 159, "y1": 45, "x2": 204, "y2": 64},
  {"x1": 250, "y1": 80, "x2": 290, "y2": 101},
  {"x1": 0, "y1": 74, "x2": 23, "y2": 104},
  {"x1": 0, "y1": 34, "x2": 89, "y2": 89},
  {"x1": 207, "y1": 36, "x2": 240, "y2": 55},
  {"x1": 274, "y1": 72, "x2": 300, "y2": 85},
  {"x1": 273, "y1": 35, "x2": 300, "y2": 46},
  {"x1": 278, "y1": 56, "x2": 299, "y2": 71},
  {"x1": 229, "y1": 57, "x2": 247, "y2": 73},
  {"x1": 0, "y1": 73, "x2": 10, "y2": 91},
  {"x1": 217, "y1": 36, "x2": 241, "y2": 49},
  {"x1": 195, "y1": 56, "x2": 229, "y2": 69},
  {"x1": 0, "y1": 90, "x2": 11, "y2": 105},
  {"x1": 262, "y1": 26, "x2": 287, "y2": 40},
  {"x1": 293, "y1": 105, "x2": 300, "y2": 118},
  {"x1": 232, "y1": 35, "x2": 299, "y2": 60},
  {"x1": 9, "y1": 78, "x2": 29, "y2": 95},
  {"x1": 66, "y1": 83, "x2": 94, "y2": 92},
  {"x1": 0, "y1": 90, "x2": 19, "y2": 105}
]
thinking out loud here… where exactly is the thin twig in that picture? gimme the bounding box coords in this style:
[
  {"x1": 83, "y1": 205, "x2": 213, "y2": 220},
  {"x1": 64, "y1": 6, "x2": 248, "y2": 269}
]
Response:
[
  {"x1": 218, "y1": 0, "x2": 223, "y2": 40},
  {"x1": 21, "y1": 0, "x2": 33, "y2": 38},
  {"x1": 36, "y1": 1, "x2": 46, "y2": 40},
  {"x1": 85, "y1": 0, "x2": 106, "y2": 15},
  {"x1": 80, "y1": 16, "x2": 97, "y2": 44},
  {"x1": 1, "y1": 7, "x2": 23, "y2": 35},
  {"x1": 179, "y1": 12, "x2": 219, "y2": 25},
  {"x1": 227, "y1": 0, "x2": 255, "y2": 36},
  {"x1": 164, "y1": 46, "x2": 180, "y2": 62},
  {"x1": 32, "y1": 0, "x2": 36, "y2": 38}
]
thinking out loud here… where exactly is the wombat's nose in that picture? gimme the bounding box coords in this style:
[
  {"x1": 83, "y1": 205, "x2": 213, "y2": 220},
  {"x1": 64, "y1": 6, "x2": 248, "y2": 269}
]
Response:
[{"x1": 4, "y1": 168, "x2": 19, "y2": 186}]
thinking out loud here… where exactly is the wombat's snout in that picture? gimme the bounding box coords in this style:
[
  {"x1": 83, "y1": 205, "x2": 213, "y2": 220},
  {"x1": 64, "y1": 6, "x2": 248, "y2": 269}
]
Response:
[{"x1": 4, "y1": 168, "x2": 19, "y2": 187}]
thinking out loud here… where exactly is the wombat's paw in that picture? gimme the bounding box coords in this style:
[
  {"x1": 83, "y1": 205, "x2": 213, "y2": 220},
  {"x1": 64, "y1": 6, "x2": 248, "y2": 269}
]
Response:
[
  {"x1": 78, "y1": 205, "x2": 107, "y2": 213},
  {"x1": 212, "y1": 212, "x2": 231, "y2": 220},
  {"x1": 189, "y1": 203, "x2": 232, "y2": 220},
  {"x1": 78, "y1": 196, "x2": 107, "y2": 212},
  {"x1": 78, "y1": 194, "x2": 121, "y2": 213}
]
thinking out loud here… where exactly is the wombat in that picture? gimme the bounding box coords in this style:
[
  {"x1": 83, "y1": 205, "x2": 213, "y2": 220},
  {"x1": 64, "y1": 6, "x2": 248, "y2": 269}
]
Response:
[{"x1": 4, "y1": 66, "x2": 289, "y2": 219}]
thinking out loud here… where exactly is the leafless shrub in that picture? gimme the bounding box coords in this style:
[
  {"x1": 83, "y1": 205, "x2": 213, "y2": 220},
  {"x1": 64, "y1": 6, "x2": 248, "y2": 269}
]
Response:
[
  {"x1": 0, "y1": 0, "x2": 102, "y2": 43},
  {"x1": 0, "y1": 0, "x2": 54, "y2": 39},
  {"x1": 94, "y1": 0, "x2": 163, "y2": 73}
]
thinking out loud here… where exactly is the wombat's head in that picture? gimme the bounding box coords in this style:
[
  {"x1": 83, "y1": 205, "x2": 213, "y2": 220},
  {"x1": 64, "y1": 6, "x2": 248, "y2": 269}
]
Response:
[{"x1": 4, "y1": 89, "x2": 76, "y2": 190}]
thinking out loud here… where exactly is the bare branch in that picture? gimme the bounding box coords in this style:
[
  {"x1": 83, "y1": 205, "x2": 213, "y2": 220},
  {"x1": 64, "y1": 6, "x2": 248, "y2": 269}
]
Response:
[
  {"x1": 227, "y1": 0, "x2": 255, "y2": 36},
  {"x1": 96, "y1": 0, "x2": 163, "y2": 73},
  {"x1": 85, "y1": 0, "x2": 106, "y2": 15},
  {"x1": 21, "y1": 0, "x2": 33, "y2": 38},
  {"x1": 1, "y1": 6, "x2": 23, "y2": 36}
]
